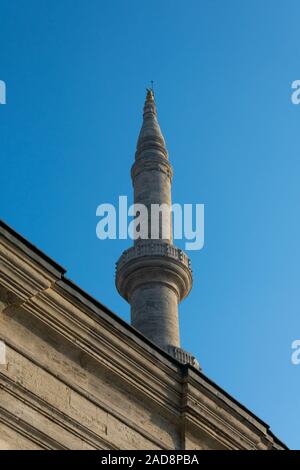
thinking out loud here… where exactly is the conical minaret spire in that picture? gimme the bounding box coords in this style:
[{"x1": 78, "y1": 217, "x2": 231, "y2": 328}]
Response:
[
  {"x1": 116, "y1": 90, "x2": 199, "y2": 368},
  {"x1": 136, "y1": 89, "x2": 167, "y2": 160}
]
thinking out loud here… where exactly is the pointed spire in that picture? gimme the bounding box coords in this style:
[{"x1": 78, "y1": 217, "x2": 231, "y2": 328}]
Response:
[{"x1": 135, "y1": 89, "x2": 168, "y2": 160}]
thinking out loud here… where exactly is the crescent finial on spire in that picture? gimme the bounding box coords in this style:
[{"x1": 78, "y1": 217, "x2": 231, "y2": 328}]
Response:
[{"x1": 146, "y1": 88, "x2": 154, "y2": 101}]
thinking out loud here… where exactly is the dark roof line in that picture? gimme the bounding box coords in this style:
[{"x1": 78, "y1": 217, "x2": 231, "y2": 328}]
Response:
[{"x1": 0, "y1": 220, "x2": 66, "y2": 276}]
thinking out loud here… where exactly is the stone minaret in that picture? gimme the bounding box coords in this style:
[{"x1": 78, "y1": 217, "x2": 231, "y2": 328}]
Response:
[{"x1": 116, "y1": 90, "x2": 198, "y2": 368}]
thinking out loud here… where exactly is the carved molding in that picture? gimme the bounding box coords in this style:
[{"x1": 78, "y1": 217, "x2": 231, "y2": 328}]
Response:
[
  {"x1": 167, "y1": 346, "x2": 200, "y2": 370},
  {"x1": 131, "y1": 155, "x2": 173, "y2": 182},
  {"x1": 116, "y1": 242, "x2": 191, "y2": 272}
]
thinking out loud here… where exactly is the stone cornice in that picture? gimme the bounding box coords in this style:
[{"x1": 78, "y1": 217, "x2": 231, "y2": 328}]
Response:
[
  {"x1": 0, "y1": 371, "x2": 120, "y2": 450},
  {"x1": 182, "y1": 367, "x2": 287, "y2": 450},
  {"x1": 0, "y1": 404, "x2": 62, "y2": 450},
  {"x1": 0, "y1": 220, "x2": 287, "y2": 450}
]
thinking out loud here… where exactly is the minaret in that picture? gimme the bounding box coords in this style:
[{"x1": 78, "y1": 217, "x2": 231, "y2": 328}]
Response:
[{"x1": 116, "y1": 89, "x2": 199, "y2": 368}]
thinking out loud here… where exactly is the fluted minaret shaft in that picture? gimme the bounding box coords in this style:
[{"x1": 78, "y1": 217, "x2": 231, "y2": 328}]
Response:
[{"x1": 116, "y1": 90, "x2": 197, "y2": 367}]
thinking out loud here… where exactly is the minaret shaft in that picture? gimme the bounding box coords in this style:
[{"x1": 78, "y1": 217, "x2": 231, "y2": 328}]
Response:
[
  {"x1": 116, "y1": 90, "x2": 197, "y2": 367},
  {"x1": 131, "y1": 284, "x2": 179, "y2": 348},
  {"x1": 133, "y1": 167, "x2": 173, "y2": 243}
]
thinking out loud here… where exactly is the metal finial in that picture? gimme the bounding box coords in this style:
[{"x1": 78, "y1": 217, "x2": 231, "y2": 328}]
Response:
[
  {"x1": 146, "y1": 84, "x2": 155, "y2": 101},
  {"x1": 146, "y1": 81, "x2": 155, "y2": 101}
]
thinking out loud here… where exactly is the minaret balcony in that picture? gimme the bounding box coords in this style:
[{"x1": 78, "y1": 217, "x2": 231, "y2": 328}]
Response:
[{"x1": 115, "y1": 241, "x2": 192, "y2": 304}]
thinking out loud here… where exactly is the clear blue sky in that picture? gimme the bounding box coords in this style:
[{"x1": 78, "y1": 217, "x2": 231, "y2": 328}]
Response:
[{"x1": 1, "y1": 0, "x2": 299, "y2": 449}]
